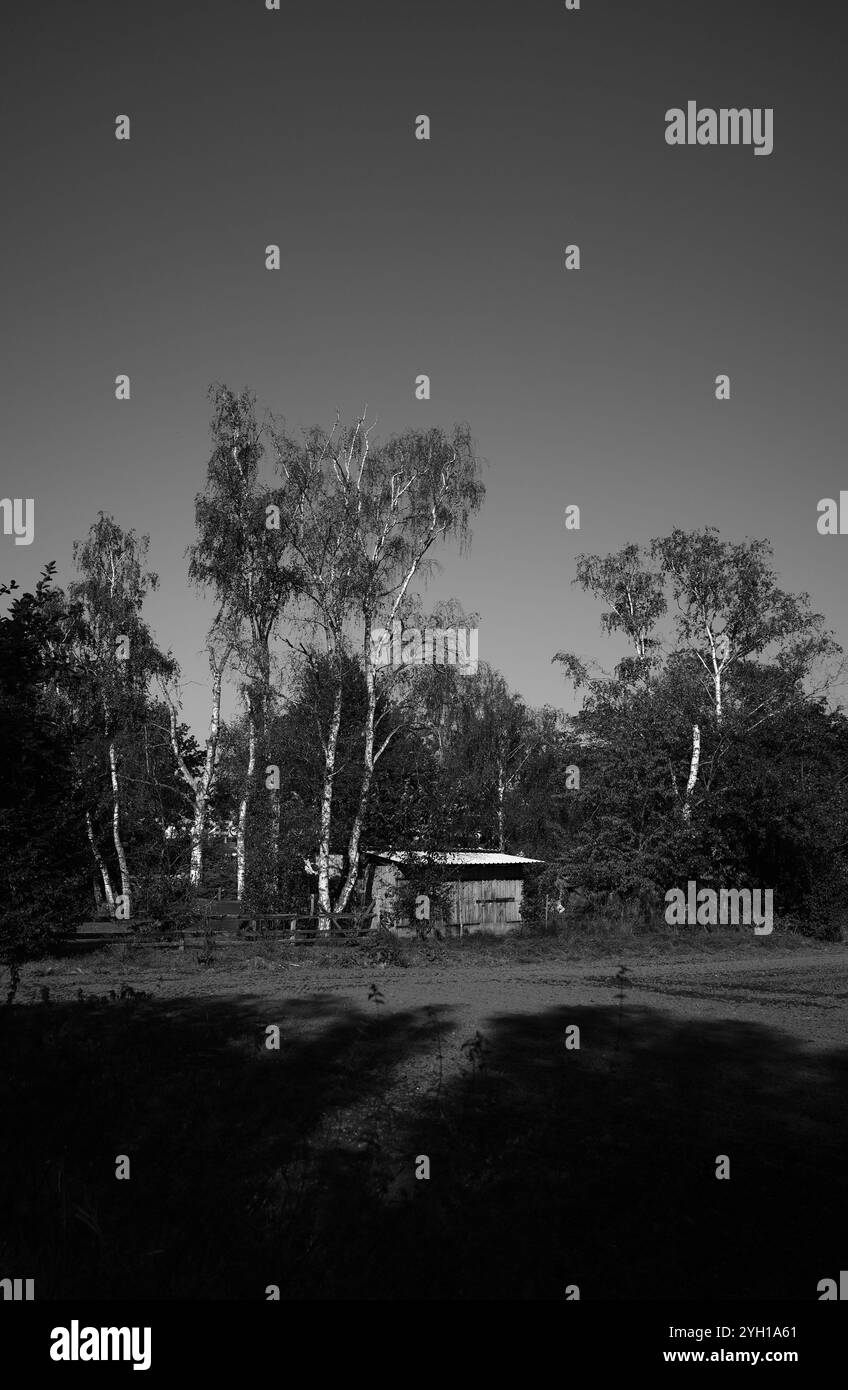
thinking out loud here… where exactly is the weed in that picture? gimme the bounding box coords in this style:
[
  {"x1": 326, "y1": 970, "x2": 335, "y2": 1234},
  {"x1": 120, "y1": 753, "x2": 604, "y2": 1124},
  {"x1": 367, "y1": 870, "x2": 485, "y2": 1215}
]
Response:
[
  {"x1": 367, "y1": 981, "x2": 385, "y2": 1010},
  {"x1": 460, "y1": 1029, "x2": 489, "y2": 1078},
  {"x1": 613, "y1": 962, "x2": 632, "y2": 1058}
]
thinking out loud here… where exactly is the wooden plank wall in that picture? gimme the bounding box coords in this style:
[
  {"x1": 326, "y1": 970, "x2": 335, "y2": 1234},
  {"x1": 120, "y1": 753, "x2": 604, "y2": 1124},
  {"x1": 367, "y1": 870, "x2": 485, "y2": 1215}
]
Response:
[
  {"x1": 370, "y1": 865, "x2": 523, "y2": 927},
  {"x1": 455, "y1": 877, "x2": 522, "y2": 926}
]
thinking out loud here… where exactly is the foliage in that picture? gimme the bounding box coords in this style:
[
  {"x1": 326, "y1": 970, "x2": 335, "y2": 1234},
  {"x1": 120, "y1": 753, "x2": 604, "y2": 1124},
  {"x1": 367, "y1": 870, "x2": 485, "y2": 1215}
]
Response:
[
  {"x1": 548, "y1": 532, "x2": 847, "y2": 934},
  {"x1": 0, "y1": 566, "x2": 90, "y2": 985}
]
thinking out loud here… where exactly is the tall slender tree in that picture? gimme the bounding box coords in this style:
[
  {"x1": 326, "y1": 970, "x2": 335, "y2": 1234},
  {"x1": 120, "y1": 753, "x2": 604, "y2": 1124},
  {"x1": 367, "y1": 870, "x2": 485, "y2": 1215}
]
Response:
[
  {"x1": 69, "y1": 514, "x2": 172, "y2": 918},
  {"x1": 188, "y1": 386, "x2": 295, "y2": 901},
  {"x1": 162, "y1": 611, "x2": 235, "y2": 887},
  {"x1": 651, "y1": 528, "x2": 840, "y2": 818}
]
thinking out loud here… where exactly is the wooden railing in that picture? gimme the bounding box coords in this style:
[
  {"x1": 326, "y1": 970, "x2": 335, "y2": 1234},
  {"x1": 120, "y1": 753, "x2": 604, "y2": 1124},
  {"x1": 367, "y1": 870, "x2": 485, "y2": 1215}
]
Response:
[
  {"x1": 70, "y1": 906, "x2": 378, "y2": 947},
  {"x1": 194, "y1": 907, "x2": 377, "y2": 943}
]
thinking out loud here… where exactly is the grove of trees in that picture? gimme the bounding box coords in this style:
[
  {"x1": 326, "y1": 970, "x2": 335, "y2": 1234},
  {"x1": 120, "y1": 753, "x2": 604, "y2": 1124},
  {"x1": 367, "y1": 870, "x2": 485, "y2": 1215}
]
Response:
[{"x1": 2, "y1": 385, "x2": 846, "y2": 984}]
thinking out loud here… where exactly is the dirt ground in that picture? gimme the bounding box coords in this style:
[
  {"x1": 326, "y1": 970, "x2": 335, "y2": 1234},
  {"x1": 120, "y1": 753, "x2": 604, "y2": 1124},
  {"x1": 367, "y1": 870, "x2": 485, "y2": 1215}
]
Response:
[
  {"x1": 18, "y1": 935, "x2": 848, "y2": 1056},
  {"x1": 16, "y1": 933, "x2": 848, "y2": 1151}
]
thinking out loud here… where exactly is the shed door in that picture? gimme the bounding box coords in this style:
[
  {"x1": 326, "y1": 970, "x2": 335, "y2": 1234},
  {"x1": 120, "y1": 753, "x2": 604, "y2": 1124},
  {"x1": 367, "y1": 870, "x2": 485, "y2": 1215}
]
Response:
[{"x1": 466, "y1": 878, "x2": 520, "y2": 926}]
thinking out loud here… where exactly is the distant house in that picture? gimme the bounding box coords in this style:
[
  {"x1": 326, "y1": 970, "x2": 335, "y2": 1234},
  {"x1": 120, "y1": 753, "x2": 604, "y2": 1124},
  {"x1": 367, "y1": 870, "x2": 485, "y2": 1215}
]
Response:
[
  {"x1": 364, "y1": 850, "x2": 544, "y2": 935},
  {"x1": 303, "y1": 854, "x2": 344, "y2": 881}
]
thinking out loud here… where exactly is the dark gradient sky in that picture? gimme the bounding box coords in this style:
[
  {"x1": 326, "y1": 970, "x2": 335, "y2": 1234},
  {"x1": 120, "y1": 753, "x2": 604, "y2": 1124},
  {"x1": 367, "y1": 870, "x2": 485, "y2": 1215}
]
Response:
[{"x1": 2, "y1": 0, "x2": 846, "y2": 733}]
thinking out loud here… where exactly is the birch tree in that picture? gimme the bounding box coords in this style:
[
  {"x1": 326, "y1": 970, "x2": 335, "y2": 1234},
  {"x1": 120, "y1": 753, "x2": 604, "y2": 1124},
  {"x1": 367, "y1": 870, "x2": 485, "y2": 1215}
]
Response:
[
  {"x1": 558, "y1": 531, "x2": 839, "y2": 831},
  {"x1": 162, "y1": 616, "x2": 234, "y2": 887},
  {"x1": 651, "y1": 527, "x2": 839, "y2": 817},
  {"x1": 267, "y1": 416, "x2": 370, "y2": 920},
  {"x1": 573, "y1": 544, "x2": 667, "y2": 667},
  {"x1": 69, "y1": 514, "x2": 172, "y2": 919},
  {"x1": 269, "y1": 416, "x2": 485, "y2": 922},
  {"x1": 188, "y1": 386, "x2": 295, "y2": 901}
]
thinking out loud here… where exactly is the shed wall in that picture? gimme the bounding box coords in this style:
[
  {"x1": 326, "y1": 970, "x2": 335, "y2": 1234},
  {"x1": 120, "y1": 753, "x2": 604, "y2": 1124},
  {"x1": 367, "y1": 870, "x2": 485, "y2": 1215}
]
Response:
[{"x1": 369, "y1": 863, "x2": 524, "y2": 931}]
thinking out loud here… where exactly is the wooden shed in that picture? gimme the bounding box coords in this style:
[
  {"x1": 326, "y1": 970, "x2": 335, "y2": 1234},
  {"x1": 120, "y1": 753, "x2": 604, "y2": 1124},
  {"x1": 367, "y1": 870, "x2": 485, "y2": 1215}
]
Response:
[{"x1": 364, "y1": 850, "x2": 544, "y2": 935}]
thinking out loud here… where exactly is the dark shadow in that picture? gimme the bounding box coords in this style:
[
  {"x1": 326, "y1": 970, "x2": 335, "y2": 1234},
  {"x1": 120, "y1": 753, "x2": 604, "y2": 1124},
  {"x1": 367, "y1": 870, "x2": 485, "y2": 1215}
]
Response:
[
  {"x1": 1, "y1": 993, "x2": 845, "y2": 1299},
  {"x1": 364, "y1": 1003, "x2": 848, "y2": 1300},
  {"x1": 0, "y1": 992, "x2": 451, "y2": 1298}
]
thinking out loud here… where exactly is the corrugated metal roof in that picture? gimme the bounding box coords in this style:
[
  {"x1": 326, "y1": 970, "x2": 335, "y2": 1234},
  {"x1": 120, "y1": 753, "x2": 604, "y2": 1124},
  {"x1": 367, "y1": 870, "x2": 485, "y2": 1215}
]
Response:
[{"x1": 367, "y1": 850, "x2": 544, "y2": 866}]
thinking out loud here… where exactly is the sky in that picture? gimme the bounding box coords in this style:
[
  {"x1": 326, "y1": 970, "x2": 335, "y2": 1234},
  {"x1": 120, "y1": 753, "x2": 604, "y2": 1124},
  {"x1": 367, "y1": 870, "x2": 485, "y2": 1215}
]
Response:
[{"x1": 2, "y1": 0, "x2": 847, "y2": 735}]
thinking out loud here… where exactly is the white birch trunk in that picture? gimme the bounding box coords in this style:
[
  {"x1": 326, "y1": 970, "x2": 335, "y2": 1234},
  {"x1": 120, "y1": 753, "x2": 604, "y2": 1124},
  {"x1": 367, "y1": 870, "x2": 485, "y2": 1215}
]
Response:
[
  {"x1": 107, "y1": 738, "x2": 131, "y2": 916},
  {"x1": 85, "y1": 810, "x2": 115, "y2": 908},
  {"x1": 190, "y1": 661, "x2": 225, "y2": 888},
  {"x1": 167, "y1": 653, "x2": 228, "y2": 890},
  {"x1": 317, "y1": 680, "x2": 343, "y2": 927},
  {"x1": 682, "y1": 722, "x2": 701, "y2": 822},
  {"x1": 189, "y1": 795, "x2": 207, "y2": 889},
  {"x1": 336, "y1": 657, "x2": 377, "y2": 914},
  {"x1": 237, "y1": 709, "x2": 257, "y2": 901},
  {"x1": 261, "y1": 683, "x2": 279, "y2": 898}
]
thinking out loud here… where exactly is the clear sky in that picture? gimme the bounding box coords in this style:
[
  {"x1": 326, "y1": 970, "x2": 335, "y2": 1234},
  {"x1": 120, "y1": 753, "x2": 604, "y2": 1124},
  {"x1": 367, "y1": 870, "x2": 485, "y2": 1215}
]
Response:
[{"x1": 2, "y1": 0, "x2": 846, "y2": 734}]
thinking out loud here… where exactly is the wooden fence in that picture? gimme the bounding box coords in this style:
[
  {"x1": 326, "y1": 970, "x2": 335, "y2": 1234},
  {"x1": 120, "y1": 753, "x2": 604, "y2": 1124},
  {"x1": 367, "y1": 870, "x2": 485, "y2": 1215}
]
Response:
[{"x1": 69, "y1": 902, "x2": 377, "y2": 949}]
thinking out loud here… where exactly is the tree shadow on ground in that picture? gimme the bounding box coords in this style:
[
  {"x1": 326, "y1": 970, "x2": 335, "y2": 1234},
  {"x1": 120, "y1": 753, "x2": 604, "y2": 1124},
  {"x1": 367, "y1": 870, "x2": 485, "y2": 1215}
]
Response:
[
  {"x1": 1, "y1": 993, "x2": 845, "y2": 1299},
  {"x1": 0, "y1": 991, "x2": 450, "y2": 1297},
  {"x1": 369, "y1": 1002, "x2": 848, "y2": 1299}
]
